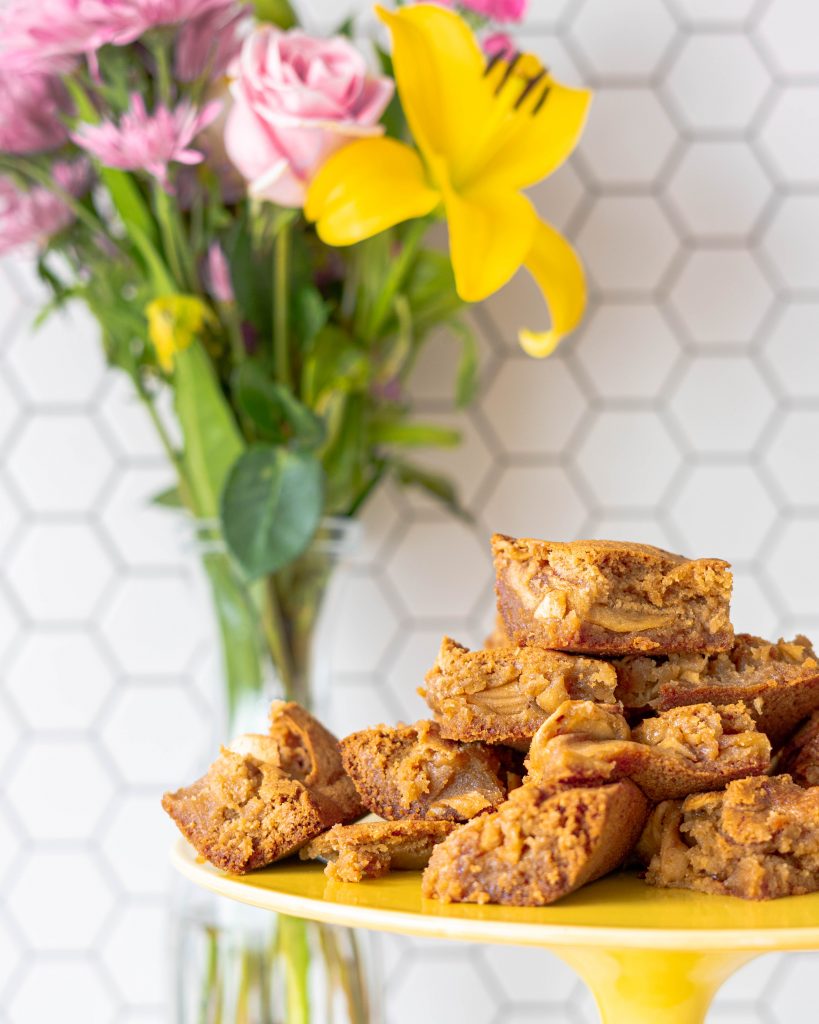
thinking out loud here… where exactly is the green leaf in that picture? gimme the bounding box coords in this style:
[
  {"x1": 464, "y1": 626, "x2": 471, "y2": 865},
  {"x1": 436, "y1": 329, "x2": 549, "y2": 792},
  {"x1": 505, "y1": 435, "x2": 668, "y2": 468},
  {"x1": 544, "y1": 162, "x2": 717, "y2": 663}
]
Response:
[
  {"x1": 321, "y1": 393, "x2": 367, "y2": 514},
  {"x1": 252, "y1": 0, "x2": 296, "y2": 27},
  {"x1": 151, "y1": 485, "x2": 183, "y2": 508},
  {"x1": 292, "y1": 285, "x2": 330, "y2": 350},
  {"x1": 450, "y1": 319, "x2": 479, "y2": 408},
  {"x1": 370, "y1": 420, "x2": 461, "y2": 448},
  {"x1": 234, "y1": 363, "x2": 325, "y2": 449},
  {"x1": 226, "y1": 216, "x2": 272, "y2": 335},
  {"x1": 376, "y1": 293, "x2": 413, "y2": 384},
  {"x1": 174, "y1": 340, "x2": 244, "y2": 519},
  {"x1": 302, "y1": 326, "x2": 371, "y2": 408},
  {"x1": 391, "y1": 459, "x2": 470, "y2": 520},
  {"x1": 221, "y1": 445, "x2": 324, "y2": 578}
]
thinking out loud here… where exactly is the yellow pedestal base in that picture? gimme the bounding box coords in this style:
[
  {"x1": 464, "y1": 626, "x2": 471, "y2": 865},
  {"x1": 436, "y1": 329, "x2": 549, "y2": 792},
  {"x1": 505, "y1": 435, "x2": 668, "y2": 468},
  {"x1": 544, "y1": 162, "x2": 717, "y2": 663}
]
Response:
[{"x1": 557, "y1": 947, "x2": 756, "y2": 1024}]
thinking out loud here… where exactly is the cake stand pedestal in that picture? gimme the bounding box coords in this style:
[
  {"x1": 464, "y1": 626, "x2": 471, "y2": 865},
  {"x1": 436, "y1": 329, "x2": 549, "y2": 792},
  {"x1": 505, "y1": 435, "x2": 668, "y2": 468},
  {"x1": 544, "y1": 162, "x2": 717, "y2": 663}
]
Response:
[{"x1": 172, "y1": 839, "x2": 819, "y2": 1024}]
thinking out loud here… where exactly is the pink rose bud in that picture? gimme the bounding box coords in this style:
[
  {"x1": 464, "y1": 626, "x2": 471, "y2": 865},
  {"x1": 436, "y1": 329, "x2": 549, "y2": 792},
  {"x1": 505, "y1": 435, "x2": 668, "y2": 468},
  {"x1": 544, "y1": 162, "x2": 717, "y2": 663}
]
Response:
[
  {"x1": 206, "y1": 242, "x2": 234, "y2": 303},
  {"x1": 224, "y1": 26, "x2": 394, "y2": 208},
  {"x1": 463, "y1": 0, "x2": 527, "y2": 21},
  {"x1": 482, "y1": 32, "x2": 516, "y2": 60}
]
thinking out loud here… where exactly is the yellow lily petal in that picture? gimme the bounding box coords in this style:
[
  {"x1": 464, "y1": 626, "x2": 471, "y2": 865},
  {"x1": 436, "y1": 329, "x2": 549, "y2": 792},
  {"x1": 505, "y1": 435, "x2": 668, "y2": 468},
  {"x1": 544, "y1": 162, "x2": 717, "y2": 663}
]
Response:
[
  {"x1": 305, "y1": 137, "x2": 440, "y2": 247},
  {"x1": 440, "y1": 162, "x2": 538, "y2": 302},
  {"x1": 479, "y1": 68, "x2": 592, "y2": 193},
  {"x1": 518, "y1": 219, "x2": 586, "y2": 358},
  {"x1": 375, "y1": 4, "x2": 491, "y2": 185}
]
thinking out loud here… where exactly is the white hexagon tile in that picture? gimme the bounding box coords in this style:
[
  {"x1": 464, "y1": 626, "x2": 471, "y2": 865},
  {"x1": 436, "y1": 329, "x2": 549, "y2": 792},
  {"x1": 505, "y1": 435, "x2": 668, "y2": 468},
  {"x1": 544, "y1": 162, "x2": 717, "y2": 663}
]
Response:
[{"x1": 2, "y1": 1, "x2": 819, "y2": 1023}]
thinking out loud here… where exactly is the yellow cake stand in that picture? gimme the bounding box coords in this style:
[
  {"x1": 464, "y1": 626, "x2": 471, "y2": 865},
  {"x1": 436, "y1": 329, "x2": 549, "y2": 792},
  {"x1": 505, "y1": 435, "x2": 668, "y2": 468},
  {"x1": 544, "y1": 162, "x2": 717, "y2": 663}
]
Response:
[{"x1": 172, "y1": 838, "x2": 819, "y2": 1023}]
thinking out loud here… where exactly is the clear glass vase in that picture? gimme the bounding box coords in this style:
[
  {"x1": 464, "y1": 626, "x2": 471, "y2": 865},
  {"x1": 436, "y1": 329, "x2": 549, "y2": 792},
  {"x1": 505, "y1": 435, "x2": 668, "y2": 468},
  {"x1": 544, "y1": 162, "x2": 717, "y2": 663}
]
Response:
[{"x1": 172, "y1": 516, "x2": 377, "y2": 1024}]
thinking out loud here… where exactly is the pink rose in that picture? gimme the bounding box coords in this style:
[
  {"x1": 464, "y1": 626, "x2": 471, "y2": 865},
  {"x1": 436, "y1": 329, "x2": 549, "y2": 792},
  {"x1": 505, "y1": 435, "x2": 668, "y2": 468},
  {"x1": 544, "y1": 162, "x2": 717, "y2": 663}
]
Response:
[{"x1": 224, "y1": 27, "x2": 393, "y2": 208}]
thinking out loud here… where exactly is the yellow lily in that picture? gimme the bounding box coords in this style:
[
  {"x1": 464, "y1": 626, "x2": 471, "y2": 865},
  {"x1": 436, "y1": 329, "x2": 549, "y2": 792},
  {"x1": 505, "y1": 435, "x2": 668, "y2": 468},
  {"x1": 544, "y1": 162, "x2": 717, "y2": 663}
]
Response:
[
  {"x1": 305, "y1": 3, "x2": 592, "y2": 356},
  {"x1": 146, "y1": 294, "x2": 217, "y2": 372}
]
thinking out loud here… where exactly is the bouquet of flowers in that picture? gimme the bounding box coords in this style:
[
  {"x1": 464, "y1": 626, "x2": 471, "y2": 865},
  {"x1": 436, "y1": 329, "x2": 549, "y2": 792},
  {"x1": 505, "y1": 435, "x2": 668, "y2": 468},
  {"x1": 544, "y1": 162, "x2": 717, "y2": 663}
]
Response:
[{"x1": 0, "y1": 0, "x2": 590, "y2": 723}]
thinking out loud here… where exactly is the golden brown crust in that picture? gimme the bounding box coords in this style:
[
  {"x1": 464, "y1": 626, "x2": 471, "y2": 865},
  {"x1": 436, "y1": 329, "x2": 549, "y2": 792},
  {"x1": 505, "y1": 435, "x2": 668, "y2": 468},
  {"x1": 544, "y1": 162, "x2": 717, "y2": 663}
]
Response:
[
  {"x1": 777, "y1": 711, "x2": 819, "y2": 787},
  {"x1": 421, "y1": 637, "x2": 617, "y2": 746},
  {"x1": 524, "y1": 699, "x2": 771, "y2": 802},
  {"x1": 299, "y1": 819, "x2": 456, "y2": 881},
  {"x1": 640, "y1": 775, "x2": 819, "y2": 900},
  {"x1": 339, "y1": 721, "x2": 508, "y2": 822},
  {"x1": 615, "y1": 635, "x2": 819, "y2": 745},
  {"x1": 421, "y1": 779, "x2": 649, "y2": 905},
  {"x1": 492, "y1": 534, "x2": 733, "y2": 656},
  {"x1": 161, "y1": 702, "x2": 364, "y2": 873}
]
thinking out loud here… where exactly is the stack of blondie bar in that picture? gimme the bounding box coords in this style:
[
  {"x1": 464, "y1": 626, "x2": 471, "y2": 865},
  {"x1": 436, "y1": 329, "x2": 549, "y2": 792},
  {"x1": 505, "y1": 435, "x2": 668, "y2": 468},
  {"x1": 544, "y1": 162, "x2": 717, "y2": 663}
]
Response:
[{"x1": 163, "y1": 535, "x2": 819, "y2": 905}]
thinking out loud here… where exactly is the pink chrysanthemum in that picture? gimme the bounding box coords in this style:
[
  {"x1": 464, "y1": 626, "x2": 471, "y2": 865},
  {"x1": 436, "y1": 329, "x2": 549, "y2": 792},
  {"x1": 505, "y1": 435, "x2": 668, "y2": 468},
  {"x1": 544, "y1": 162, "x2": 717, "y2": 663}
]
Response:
[
  {"x1": 0, "y1": 160, "x2": 92, "y2": 254},
  {"x1": 71, "y1": 94, "x2": 221, "y2": 191},
  {"x1": 0, "y1": 0, "x2": 238, "y2": 74},
  {"x1": 0, "y1": 70, "x2": 71, "y2": 155},
  {"x1": 175, "y1": 3, "x2": 250, "y2": 83}
]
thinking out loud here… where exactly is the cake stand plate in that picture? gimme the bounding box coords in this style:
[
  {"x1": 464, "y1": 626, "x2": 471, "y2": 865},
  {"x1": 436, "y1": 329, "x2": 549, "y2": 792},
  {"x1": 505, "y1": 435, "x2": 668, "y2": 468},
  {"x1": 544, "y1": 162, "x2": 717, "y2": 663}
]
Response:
[{"x1": 172, "y1": 838, "x2": 819, "y2": 1024}]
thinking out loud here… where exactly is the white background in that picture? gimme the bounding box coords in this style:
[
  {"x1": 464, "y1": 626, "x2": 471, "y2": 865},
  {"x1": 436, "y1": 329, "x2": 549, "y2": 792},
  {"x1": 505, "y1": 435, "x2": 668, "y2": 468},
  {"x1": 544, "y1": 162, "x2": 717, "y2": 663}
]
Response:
[{"x1": 2, "y1": 0, "x2": 819, "y2": 1019}]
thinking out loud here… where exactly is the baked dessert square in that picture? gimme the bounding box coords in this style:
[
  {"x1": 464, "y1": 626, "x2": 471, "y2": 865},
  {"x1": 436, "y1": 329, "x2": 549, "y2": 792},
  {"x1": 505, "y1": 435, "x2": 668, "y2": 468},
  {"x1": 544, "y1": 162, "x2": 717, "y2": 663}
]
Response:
[
  {"x1": 492, "y1": 534, "x2": 733, "y2": 656},
  {"x1": 524, "y1": 699, "x2": 770, "y2": 802},
  {"x1": 638, "y1": 775, "x2": 819, "y2": 900},
  {"x1": 162, "y1": 702, "x2": 363, "y2": 873},
  {"x1": 421, "y1": 636, "x2": 617, "y2": 747},
  {"x1": 615, "y1": 634, "x2": 819, "y2": 745},
  {"x1": 421, "y1": 779, "x2": 648, "y2": 905},
  {"x1": 299, "y1": 819, "x2": 455, "y2": 882},
  {"x1": 777, "y1": 711, "x2": 819, "y2": 788},
  {"x1": 339, "y1": 720, "x2": 510, "y2": 822}
]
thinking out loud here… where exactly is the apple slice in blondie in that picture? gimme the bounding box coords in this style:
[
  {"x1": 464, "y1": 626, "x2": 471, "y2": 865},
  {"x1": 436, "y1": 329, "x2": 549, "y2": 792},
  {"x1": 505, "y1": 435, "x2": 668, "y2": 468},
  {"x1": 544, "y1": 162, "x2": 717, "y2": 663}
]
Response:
[
  {"x1": 493, "y1": 534, "x2": 733, "y2": 655},
  {"x1": 300, "y1": 819, "x2": 455, "y2": 882},
  {"x1": 421, "y1": 636, "x2": 617, "y2": 747},
  {"x1": 525, "y1": 699, "x2": 771, "y2": 802},
  {"x1": 615, "y1": 634, "x2": 819, "y2": 745},
  {"x1": 339, "y1": 720, "x2": 510, "y2": 822},
  {"x1": 638, "y1": 775, "x2": 819, "y2": 900}
]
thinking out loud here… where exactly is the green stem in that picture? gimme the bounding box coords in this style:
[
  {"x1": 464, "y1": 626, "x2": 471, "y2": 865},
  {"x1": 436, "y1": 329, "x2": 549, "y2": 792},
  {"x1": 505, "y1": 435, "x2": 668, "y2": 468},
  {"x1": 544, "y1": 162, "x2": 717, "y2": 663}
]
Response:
[
  {"x1": 262, "y1": 576, "x2": 298, "y2": 702},
  {"x1": 152, "y1": 35, "x2": 174, "y2": 106},
  {"x1": 277, "y1": 916, "x2": 311, "y2": 1024},
  {"x1": 153, "y1": 184, "x2": 187, "y2": 288},
  {"x1": 132, "y1": 373, "x2": 196, "y2": 501},
  {"x1": 366, "y1": 217, "x2": 429, "y2": 341},
  {"x1": 274, "y1": 223, "x2": 292, "y2": 388}
]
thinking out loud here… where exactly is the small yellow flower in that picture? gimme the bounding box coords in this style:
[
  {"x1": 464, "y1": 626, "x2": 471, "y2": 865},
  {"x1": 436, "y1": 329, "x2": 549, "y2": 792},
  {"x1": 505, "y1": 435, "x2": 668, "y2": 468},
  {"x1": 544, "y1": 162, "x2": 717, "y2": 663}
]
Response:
[
  {"x1": 146, "y1": 294, "x2": 217, "y2": 372},
  {"x1": 305, "y1": 3, "x2": 592, "y2": 356}
]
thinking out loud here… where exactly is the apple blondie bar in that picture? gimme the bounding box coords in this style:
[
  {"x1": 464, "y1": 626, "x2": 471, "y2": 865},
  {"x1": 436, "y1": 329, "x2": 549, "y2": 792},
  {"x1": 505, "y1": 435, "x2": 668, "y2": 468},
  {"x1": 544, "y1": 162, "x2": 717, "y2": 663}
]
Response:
[
  {"x1": 777, "y1": 711, "x2": 819, "y2": 788},
  {"x1": 300, "y1": 819, "x2": 455, "y2": 882},
  {"x1": 492, "y1": 535, "x2": 733, "y2": 655},
  {"x1": 524, "y1": 699, "x2": 770, "y2": 802},
  {"x1": 638, "y1": 775, "x2": 819, "y2": 900},
  {"x1": 162, "y1": 702, "x2": 363, "y2": 873},
  {"x1": 339, "y1": 720, "x2": 510, "y2": 822},
  {"x1": 615, "y1": 634, "x2": 819, "y2": 745},
  {"x1": 422, "y1": 779, "x2": 648, "y2": 905},
  {"x1": 421, "y1": 636, "x2": 617, "y2": 746}
]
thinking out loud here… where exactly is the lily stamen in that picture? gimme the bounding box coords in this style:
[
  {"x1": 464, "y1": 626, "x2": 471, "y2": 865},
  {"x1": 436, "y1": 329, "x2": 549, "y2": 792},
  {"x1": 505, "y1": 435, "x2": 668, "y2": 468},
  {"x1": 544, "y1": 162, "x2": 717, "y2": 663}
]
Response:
[
  {"x1": 493, "y1": 51, "x2": 522, "y2": 95},
  {"x1": 532, "y1": 85, "x2": 551, "y2": 115},
  {"x1": 514, "y1": 67, "x2": 548, "y2": 110}
]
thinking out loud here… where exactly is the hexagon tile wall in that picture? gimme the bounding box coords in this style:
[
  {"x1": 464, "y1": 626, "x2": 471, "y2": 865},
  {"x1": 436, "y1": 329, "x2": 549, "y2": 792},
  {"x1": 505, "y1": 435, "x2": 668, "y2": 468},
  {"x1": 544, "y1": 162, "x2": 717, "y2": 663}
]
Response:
[{"x1": 1, "y1": 0, "x2": 818, "y2": 1021}]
